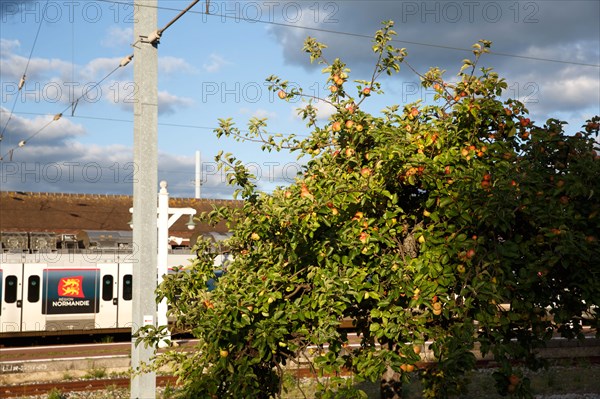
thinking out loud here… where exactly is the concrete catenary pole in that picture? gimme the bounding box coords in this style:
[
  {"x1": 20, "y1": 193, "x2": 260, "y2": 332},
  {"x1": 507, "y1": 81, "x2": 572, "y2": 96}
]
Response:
[{"x1": 131, "y1": 0, "x2": 158, "y2": 397}]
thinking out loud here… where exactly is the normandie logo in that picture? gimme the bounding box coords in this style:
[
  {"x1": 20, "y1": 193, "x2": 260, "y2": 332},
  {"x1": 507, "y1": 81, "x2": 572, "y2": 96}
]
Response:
[{"x1": 58, "y1": 276, "x2": 85, "y2": 298}]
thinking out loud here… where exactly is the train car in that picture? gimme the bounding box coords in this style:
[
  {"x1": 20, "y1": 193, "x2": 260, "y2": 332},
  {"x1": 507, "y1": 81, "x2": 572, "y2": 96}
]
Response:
[
  {"x1": 75, "y1": 230, "x2": 133, "y2": 251},
  {"x1": 0, "y1": 252, "x2": 195, "y2": 337},
  {"x1": 0, "y1": 229, "x2": 231, "y2": 338}
]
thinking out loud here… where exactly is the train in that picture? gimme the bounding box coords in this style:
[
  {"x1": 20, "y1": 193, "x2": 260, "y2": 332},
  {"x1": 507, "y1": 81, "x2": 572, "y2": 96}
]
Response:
[
  {"x1": 0, "y1": 230, "x2": 230, "y2": 338},
  {"x1": 0, "y1": 230, "x2": 199, "y2": 254}
]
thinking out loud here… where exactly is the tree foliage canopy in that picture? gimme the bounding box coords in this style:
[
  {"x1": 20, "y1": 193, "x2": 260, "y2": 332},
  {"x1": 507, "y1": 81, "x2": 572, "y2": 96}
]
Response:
[{"x1": 142, "y1": 21, "x2": 600, "y2": 399}]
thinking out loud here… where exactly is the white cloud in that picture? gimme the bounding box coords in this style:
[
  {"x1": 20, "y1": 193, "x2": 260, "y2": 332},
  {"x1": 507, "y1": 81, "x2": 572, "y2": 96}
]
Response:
[
  {"x1": 110, "y1": 89, "x2": 193, "y2": 115},
  {"x1": 312, "y1": 100, "x2": 336, "y2": 120},
  {"x1": 0, "y1": 38, "x2": 20, "y2": 53},
  {"x1": 0, "y1": 39, "x2": 131, "y2": 89},
  {"x1": 499, "y1": 61, "x2": 600, "y2": 128},
  {"x1": 101, "y1": 26, "x2": 133, "y2": 48},
  {"x1": 0, "y1": 43, "x2": 194, "y2": 117},
  {"x1": 0, "y1": 124, "x2": 236, "y2": 198},
  {"x1": 0, "y1": 106, "x2": 289, "y2": 198},
  {"x1": 158, "y1": 91, "x2": 194, "y2": 115},
  {"x1": 292, "y1": 99, "x2": 335, "y2": 121},
  {"x1": 1, "y1": 42, "x2": 197, "y2": 117},
  {"x1": 0, "y1": 50, "x2": 72, "y2": 82},
  {"x1": 78, "y1": 57, "x2": 126, "y2": 82},
  {"x1": 159, "y1": 56, "x2": 196, "y2": 75},
  {"x1": 540, "y1": 75, "x2": 599, "y2": 110},
  {"x1": 202, "y1": 53, "x2": 232, "y2": 73},
  {"x1": 0, "y1": 108, "x2": 85, "y2": 146},
  {"x1": 240, "y1": 107, "x2": 277, "y2": 119}
]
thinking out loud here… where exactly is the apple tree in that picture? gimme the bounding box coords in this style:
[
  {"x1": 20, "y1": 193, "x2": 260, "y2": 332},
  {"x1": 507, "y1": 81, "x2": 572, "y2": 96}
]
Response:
[{"x1": 145, "y1": 21, "x2": 600, "y2": 399}]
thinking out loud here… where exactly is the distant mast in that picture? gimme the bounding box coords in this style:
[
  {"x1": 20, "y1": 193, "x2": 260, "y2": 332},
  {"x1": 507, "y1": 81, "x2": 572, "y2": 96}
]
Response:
[{"x1": 195, "y1": 150, "x2": 201, "y2": 199}]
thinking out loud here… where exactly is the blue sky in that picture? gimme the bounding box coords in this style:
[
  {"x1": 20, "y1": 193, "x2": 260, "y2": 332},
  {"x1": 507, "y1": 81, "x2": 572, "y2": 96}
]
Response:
[{"x1": 1, "y1": 0, "x2": 599, "y2": 198}]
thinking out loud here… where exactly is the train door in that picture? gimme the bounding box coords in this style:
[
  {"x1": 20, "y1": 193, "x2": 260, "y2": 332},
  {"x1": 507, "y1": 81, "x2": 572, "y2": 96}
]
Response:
[
  {"x1": 117, "y1": 263, "x2": 133, "y2": 329},
  {"x1": 20, "y1": 263, "x2": 45, "y2": 332},
  {"x1": 95, "y1": 263, "x2": 119, "y2": 329},
  {"x1": 0, "y1": 263, "x2": 22, "y2": 333}
]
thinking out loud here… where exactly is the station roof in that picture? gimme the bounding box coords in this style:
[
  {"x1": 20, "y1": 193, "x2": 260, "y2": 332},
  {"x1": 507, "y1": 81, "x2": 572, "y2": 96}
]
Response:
[{"x1": 0, "y1": 191, "x2": 240, "y2": 239}]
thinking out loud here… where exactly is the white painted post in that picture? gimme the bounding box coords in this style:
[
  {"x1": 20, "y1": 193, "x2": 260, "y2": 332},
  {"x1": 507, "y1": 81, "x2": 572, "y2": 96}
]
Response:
[
  {"x1": 195, "y1": 150, "x2": 201, "y2": 199},
  {"x1": 157, "y1": 181, "x2": 170, "y2": 347}
]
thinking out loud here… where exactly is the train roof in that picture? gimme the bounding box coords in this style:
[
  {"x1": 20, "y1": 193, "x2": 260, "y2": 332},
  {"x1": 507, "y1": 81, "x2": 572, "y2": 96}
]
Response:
[{"x1": 0, "y1": 191, "x2": 241, "y2": 239}]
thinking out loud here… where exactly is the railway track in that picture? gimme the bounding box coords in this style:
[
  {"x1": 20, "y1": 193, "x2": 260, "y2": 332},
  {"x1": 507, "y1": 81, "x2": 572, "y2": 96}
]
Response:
[
  {"x1": 2, "y1": 334, "x2": 598, "y2": 398},
  {"x1": 0, "y1": 342, "x2": 130, "y2": 362},
  {"x1": 4, "y1": 356, "x2": 600, "y2": 398},
  {"x1": 1, "y1": 375, "x2": 179, "y2": 398}
]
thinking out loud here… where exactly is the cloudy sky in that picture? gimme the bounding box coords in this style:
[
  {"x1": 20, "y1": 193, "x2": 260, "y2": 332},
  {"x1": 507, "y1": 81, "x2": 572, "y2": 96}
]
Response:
[{"x1": 1, "y1": 0, "x2": 598, "y2": 198}]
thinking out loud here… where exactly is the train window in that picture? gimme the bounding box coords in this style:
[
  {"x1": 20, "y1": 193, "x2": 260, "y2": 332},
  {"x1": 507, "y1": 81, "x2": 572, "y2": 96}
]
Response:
[
  {"x1": 27, "y1": 276, "x2": 40, "y2": 302},
  {"x1": 122, "y1": 274, "x2": 132, "y2": 301},
  {"x1": 4, "y1": 276, "x2": 18, "y2": 303},
  {"x1": 102, "y1": 275, "x2": 114, "y2": 301}
]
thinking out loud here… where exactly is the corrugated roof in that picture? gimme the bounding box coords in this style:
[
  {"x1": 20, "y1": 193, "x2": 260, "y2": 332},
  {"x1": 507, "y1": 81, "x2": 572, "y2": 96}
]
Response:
[{"x1": 0, "y1": 191, "x2": 241, "y2": 238}]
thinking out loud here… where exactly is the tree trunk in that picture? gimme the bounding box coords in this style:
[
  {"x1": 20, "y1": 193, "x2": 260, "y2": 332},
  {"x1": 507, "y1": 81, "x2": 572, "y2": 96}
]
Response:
[{"x1": 380, "y1": 366, "x2": 403, "y2": 399}]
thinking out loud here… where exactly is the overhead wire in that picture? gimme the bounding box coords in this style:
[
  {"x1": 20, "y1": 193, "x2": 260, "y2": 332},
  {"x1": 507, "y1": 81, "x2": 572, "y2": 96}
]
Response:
[
  {"x1": 3, "y1": 0, "x2": 597, "y2": 161},
  {"x1": 0, "y1": 0, "x2": 50, "y2": 151},
  {"x1": 0, "y1": 110, "x2": 309, "y2": 138},
  {"x1": 96, "y1": 0, "x2": 600, "y2": 68},
  {"x1": 0, "y1": 109, "x2": 298, "y2": 188},
  {"x1": 71, "y1": 5, "x2": 77, "y2": 116},
  {"x1": 0, "y1": 55, "x2": 133, "y2": 161},
  {"x1": 0, "y1": 0, "x2": 204, "y2": 162}
]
